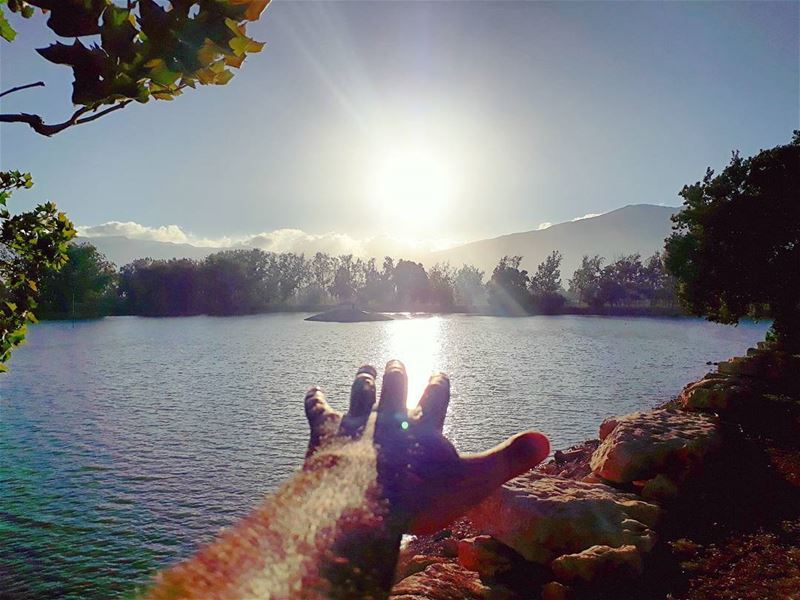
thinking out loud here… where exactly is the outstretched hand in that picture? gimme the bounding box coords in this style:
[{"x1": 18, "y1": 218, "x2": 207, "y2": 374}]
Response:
[
  {"x1": 304, "y1": 360, "x2": 550, "y2": 535},
  {"x1": 145, "y1": 361, "x2": 549, "y2": 599}
]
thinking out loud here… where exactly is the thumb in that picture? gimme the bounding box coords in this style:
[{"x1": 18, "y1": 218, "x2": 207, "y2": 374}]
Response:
[
  {"x1": 409, "y1": 431, "x2": 549, "y2": 535},
  {"x1": 459, "y1": 431, "x2": 550, "y2": 500}
]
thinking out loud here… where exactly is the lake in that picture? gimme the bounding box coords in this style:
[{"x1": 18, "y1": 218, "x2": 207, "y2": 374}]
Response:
[{"x1": 0, "y1": 313, "x2": 768, "y2": 598}]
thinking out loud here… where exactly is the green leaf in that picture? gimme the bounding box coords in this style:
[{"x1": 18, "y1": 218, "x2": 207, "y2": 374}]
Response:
[{"x1": 0, "y1": 6, "x2": 17, "y2": 41}]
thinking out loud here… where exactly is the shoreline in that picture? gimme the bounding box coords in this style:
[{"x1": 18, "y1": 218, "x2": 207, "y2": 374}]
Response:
[
  {"x1": 391, "y1": 342, "x2": 800, "y2": 599},
  {"x1": 39, "y1": 305, "x2": 696, "y2": 322}
]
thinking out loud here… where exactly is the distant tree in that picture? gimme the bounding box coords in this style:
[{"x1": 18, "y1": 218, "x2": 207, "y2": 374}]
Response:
[
  {"x1": 0, "y1": 0, "x2": 270, "y2": 136},
  {"x1": 605, "y1": 254, "x2": 646, "y2": 306},
  {"x1": 665, "y1": 132, "x2": 800, "y2": 348},
  {"x1": 202, "y1": 249, "x2": 271, "y2": 315},
  {"x1": 569, "y1": 255, "x2": 604, "y2": 305},
  {"x1": 38, "y1": 242, "x2": 116, "y2": 318},
  {"x1": 453, "y1": 264, "x2": 486, "y2": 309},
  {"x1": 642, "y1": 251, "x2": 677, "y2": 307},
  {"x1": 393, "y1": 259, "x2": 430, "y2": 305},
  {"x1": 529, "y1": 250, "x2": 565, "y2": 313},
  {"x1": 487, "y1": 255, "x2": 530, "y2": 316},
  {"x1": 331, "y1": 256, "x2": 357, "y2": 304},
  {"x1": 274, "y1": 252, "x2": 307, "y2": 302},
  {"x1": 0, "y1": 171, "x2": 74, "y2": 369},
  {"x1": 529, "y1": 251, "x2": 562, "y2": 295},
  {"x1": 428, "y1": 263, "x2": 455, "y2": 309},
  {"x1": 358, "y1": 258, "x2": 387, "y2": 307},
  {"x1": 118, "y1": 258, "x2": 203, "y2": 316}
]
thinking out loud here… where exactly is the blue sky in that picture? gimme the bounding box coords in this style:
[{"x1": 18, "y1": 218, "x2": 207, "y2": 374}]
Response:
[{"x1": 1, "y1": 0, "x2": 797, "y2": 251}]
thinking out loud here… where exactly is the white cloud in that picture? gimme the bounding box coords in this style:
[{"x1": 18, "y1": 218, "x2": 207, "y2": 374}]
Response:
[
  {"x1": 77, "y1": 221, "x2": 190, "y2": 244},
  {"x1": 75, "y1": 220, "x2": 455, "y2": 260},
  {"x1": 537, "y1": 222, "x2": 553, "y2": 230},
  {"x1": 571, "y1": 213, "x2": 601, "y2": 221}
]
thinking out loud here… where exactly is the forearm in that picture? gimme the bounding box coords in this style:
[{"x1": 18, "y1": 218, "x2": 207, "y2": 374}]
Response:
[{"x1": 144, "y1": 437, "x2": 400, "y2": 599}]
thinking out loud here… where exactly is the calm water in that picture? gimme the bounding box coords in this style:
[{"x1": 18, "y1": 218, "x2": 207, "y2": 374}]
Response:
[{"x1": 1, "y1": 314, "x2": 768, "y2": 598}]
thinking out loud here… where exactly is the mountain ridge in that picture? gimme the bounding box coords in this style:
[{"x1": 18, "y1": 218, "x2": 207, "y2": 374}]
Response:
[{"x1": 79, "y1": 204, "x2": 680, "y2": 278}]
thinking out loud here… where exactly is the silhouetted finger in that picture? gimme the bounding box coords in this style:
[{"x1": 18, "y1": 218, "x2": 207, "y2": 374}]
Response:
[
  {"x1": 348, "y1": 365, "x2": 377, "y2": 418},
  {"x1": 378, "y1": 360, "x2": 408, "y2": 416},
  {"x1": 304, "y1": 386, "x2": 341, "y2": 455},
  {"x1": 418, "y1": 373, "x2": 450, "y2": 432}
]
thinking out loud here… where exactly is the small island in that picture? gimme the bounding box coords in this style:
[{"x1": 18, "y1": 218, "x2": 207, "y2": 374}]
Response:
[{"x1": 305, "y1": 306, "x2": 393, "y2": 322}]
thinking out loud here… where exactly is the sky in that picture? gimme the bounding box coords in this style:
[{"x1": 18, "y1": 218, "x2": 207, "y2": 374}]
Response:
[{"x1": 1, "y1": 0, "x2": 798, "y2": 255}]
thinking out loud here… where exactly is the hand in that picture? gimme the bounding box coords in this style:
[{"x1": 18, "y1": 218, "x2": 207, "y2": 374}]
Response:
[
  {"x1": 144, "y1": 361, "x2": 549, "y2": 599},
  {"x1": 304, "y1": 360, "x2": 550, "y2": 535}
]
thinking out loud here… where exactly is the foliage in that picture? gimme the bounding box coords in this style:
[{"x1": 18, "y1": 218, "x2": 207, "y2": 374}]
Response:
[
  {"x1": 34, "y1": 245, "x2": 683, "y2": 319},
  {"x1": 119, "y1": 257, "x2": 203, "y2": 316},
  {"x1": 569, "y1": 255, "x2": 604, "y2": 304},
  {"x1": 0, "y1": 171, "x2": 75, "y2": 369},
  {"x1": 487, "y1": 255, "x2": 530, "y2": 316},
  {"x1": 0, "y1": 0, "x2": 270, "y2": 136},
  {"x1": 568, "y1": 252, "x2": 676, "y2": 309},
  {"x1": 453, "y1": 264, "x2": 485, "y2": 309},
  {"x1": 528, "y1": 250, "x2": 565, "y2": 313},
  {"x1": 37, "y1": 243, "x2": 117, "y2": 318},
  {"x1": 393, "y1": 259, "x2": 430, "y2": 305},
  {"x1": 427, "y1": 263, "x2": 455, "y2": 309},
  {"x1": 665, "y1": 132, "x2": 800, "y2": 347}
]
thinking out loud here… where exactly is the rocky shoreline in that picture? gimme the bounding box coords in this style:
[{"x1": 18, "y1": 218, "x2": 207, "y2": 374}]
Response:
[{"x1": 390, "y1": 342, "x2": 800, "y2": 599}]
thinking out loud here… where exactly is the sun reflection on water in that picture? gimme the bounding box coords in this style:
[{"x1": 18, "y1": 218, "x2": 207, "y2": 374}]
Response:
[{"x1": 384, "y1": 316, "x2": 443, "y2": 407}]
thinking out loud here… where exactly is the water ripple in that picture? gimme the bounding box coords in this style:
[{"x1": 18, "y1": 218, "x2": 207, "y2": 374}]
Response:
[{"x1": 0, "y1": 314, "x2": 768, "y2": 598}]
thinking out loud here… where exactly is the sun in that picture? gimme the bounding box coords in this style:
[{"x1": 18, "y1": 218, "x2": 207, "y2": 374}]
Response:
[{"x1": 368, "y1": 145, "x2": 456, "y2": 235}]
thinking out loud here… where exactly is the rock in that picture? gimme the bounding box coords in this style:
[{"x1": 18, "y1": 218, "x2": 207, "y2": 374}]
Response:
[
  {"x1": 599, "y1": 417, "x2": 619, "y2": 440},
  {"x1": 305, "y1": 307, "x2": 392, "y2": 322},
  {"x1": 541, "y1": 581, "x2": 571, "y2": 600},
  {"x1": 457, "y1": 535, "x2": 519, "y2": 579},
  {"x1": 640, "y1": 474, "x2": 680, "y2": 502},
  {"x1": 390, "y1": 562, "x2": 509, "y2": 599},
  {"x1": 466, "y1": 474, "x2": 661, "y2": 564},
  {"x1": 717, "y1": 356, "x2": 763, "y2": 377},
  {"x1": 590, "y1": 408, "x2": 722, "y2": 484},
  {"x1": 395, "y1": 555, "x2": 450, "y2": 582},
  {"x1": 717, "y1": 352, "x2": 800, "y2": 390},
  {"x1": 550, "y1": 544, "x2": 643, "y2": 583},
  {"x1": 441, "y1": 537, "x2": 459, "y2": 558},
  {"x1": 678, "y1": 376, "x2": 754, "y2": 412},
  {"x1": 540, "y1": 441, "x2": 599, "y2": 480}
]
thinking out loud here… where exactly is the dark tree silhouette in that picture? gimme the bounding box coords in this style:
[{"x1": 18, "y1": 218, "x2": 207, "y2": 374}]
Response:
[
  {"x1": 487, "y1": 255, "x2": 529, "y2": 316},
  {"x1": 38, "y1": 243, "x2": 116, "y2": 319},
  {"x1": 665, "y1": 132, "x2": 800, "y2": 348}
]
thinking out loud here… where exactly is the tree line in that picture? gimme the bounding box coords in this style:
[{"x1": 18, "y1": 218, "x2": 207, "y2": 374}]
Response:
[{"x1": 36, "y1": 244, "x2": 679, "y2": 319}]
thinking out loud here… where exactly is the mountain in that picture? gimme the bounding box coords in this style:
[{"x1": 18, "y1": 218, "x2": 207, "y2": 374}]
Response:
[
  {"x1": 79, "y1": 235, "x2": 219, "y2": 267},
  {"x1": 428, "y1": 204, "x2": 679, "y2": 278},
  {"x1": 80, "y1": 204, "x2": 679, "y2": 276}
]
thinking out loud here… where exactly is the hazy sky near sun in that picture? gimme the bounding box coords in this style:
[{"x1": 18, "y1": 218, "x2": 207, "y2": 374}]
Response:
[{"x1": 1, "y1": 0, "x2": 797, "y2": 249}]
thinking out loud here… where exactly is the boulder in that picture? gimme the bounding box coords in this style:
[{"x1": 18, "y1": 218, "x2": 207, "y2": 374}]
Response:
[
  {"x1": 466, "y1": 474, "x2": 661, "y2": 564},
  {"x1": 390, "y1": 562, "x2": 514, "y2": 599},
  {"x1": 550, "y1": 544, "x2": 643, "y2": 583},
  {"x1": 590, "y1": 408, "x2": 722, "y2": 484},
  {"x1": 395, "y1": 554, "x2": 450, "y2": 582},
  {"x1": 457, "y1": 535, "x2": 519, "y2": 579},
  {"x1": 640, "y1": 474, "x2": 680, "y2": 503},
  {"x1": 599, "y1": 417, "x2": 619, "y2": 441},
  {"x1": 678, "y1": 376, "x2": 754, "y2": 412},
  {"x1": 541, "y1": 581, "x2": 571, "y2": 600}
]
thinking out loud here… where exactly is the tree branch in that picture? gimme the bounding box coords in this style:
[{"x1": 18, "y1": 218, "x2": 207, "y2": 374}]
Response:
[
  {"x1": 0, "y1": 100, "x2": 132, "y2": 136},
  {"x1": 74, "y1": 101, "x2": 131, "y2": 126},
  {"x1": 0, "y1": 81, "x2": 46, "y2": 99}
]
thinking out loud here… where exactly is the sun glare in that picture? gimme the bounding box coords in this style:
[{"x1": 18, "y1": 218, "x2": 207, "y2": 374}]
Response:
[
  {"x1": 368, "y1": 145, "x2": 456, "y2": 235},
  {"x1": 384, "y1": 317, "x2": 443, "y2": 407}
]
